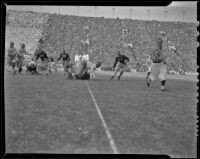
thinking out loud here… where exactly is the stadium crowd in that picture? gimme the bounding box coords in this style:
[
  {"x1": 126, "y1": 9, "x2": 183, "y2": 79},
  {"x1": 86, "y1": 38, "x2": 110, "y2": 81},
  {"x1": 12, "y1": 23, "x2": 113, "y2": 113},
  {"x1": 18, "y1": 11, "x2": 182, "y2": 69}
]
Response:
[{"x1": 6, "y1": 10, "x2": 198, "y2": 75}]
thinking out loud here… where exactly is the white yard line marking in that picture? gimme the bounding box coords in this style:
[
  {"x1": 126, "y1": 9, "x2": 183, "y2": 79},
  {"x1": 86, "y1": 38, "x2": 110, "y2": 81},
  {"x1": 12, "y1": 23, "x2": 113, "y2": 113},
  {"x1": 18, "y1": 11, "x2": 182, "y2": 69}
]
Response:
[{"x1": 85, "y1": 81, "x2": 119, "y2": 154}]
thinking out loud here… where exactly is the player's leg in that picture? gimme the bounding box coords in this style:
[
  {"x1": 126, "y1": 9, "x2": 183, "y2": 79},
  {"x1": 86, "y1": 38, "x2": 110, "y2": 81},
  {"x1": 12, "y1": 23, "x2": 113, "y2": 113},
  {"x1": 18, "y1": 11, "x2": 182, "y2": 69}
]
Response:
[
  {"x1": 159, "y1": 64, "x2": 168, "y2": 91},
  {"x1": 147, "y1": 63, "x2": 159, "y2": 87},
  {"x1": 91, "y1": 72, "x2": 96, "y2": 80},
  {"x1": 68, "y1": 69, "x2": 73, "y2": 79},
  {"x1": 62, "y1": 61, "x2": 66, "y2": 76},
  {"x1": 42, "y1": 61, "x2": 49, "y2": 75},
  {"x1": 63, "y1": 60, "x2": 71, "y2": 76},
  {"x1": 7, "y1": 59, "x2": 12, "y2": 73},
  {"x1": 146, "y1": 66, "x2": 151, "y2": 79},
  {"x1": 11, "y1": 60, "x2": 17, "y2": 75},
  {"x1": 52, "y1": 62, "x2": 57, "y2": 72},
  {"x1": 118, "y1": 70, "x2": 124, "y2": 80},
  {"x1": 55, "y1": 65, "x2": 57, "y2": 72},
  {"x1": 118, "y1": 64, "x2": 126, "y2": 80},
  {"x1": 111, "y1": 62, "x2": 121, "y2": 80},
  {"x1": 48, "y1": 62, "x2": 52, "y2": 75},
  {"x1": 63, "y1": 62, "x2": 72, "y2": 79},
  {"x1": 89, "y1": 69, "x2": 96, "y2": 80},
  {"x1": 18, "y1": 58, "x2": 23, "y2": 73},
  {"x1": 66, "y1": 68, "x2": 73, "y2": 79}
]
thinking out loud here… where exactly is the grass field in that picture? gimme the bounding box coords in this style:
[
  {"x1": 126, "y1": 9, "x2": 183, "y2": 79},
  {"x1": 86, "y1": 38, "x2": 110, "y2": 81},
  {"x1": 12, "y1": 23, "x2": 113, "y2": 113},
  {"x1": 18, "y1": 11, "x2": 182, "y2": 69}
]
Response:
[{"x1": 4, "y1": 70, "x2": 197, "y2": 157}]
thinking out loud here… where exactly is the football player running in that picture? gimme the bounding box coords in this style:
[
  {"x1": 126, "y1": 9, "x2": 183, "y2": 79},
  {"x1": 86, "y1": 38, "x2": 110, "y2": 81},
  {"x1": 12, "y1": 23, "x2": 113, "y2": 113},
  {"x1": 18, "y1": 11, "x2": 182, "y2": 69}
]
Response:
[
  {"x1": 147, "y1": 37, "x2": 168, "y2": 91},
  {"x1": 57, "y1": 49, "x2": 71, "y2": 78},
  {"x1": 110, "y1": 51, "x2": 130, "y2": 80}
]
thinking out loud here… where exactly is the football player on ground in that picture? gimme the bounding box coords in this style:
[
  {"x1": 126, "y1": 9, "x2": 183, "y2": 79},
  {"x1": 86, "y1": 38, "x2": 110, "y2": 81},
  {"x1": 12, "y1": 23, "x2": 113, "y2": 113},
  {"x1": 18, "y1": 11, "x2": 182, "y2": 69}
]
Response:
[
  {"x1": 7, "y1": 42, "x2": 18, "y2": 75},
  {"x1": 147, "y1": 37, "x2": 168, "y2": 91},
  {"x1": 72, "y1": 60, "x2": 90, "y2": 80},
  {"x1": 110, "y1": 51, "x2": 130, "y2": 80},
  {"x1": 72, "y1": 60, "x2": 101, "y2": 80},
  {"x1": 26, "y1": 59, "x2": 40, "y2": 75},
  {"x1": 57, "y1": 49, "x2": 71, "y2": 77}
]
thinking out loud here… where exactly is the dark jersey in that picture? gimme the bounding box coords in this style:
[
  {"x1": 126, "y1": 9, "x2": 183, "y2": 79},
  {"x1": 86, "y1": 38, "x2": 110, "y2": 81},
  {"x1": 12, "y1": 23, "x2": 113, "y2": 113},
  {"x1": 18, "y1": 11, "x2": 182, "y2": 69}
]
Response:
[
  {"x1": 34, "y1": 45, "x2": 43, "y2": 57},
  {"x1": 151, "y1": 48, "x2": 164, "y2": 63},
  {"x1": 57, "y1": 52, "x2": 70, "y2": 61},
  {"x1": 49, "y1": 56, "x2": 55, "y2": 62},
  {"x1": 36, "y1": 51, "x2": 48, "y2": 61},
  {"x1": 113, "y1": 54, "x2": 129, "y2": 68}
]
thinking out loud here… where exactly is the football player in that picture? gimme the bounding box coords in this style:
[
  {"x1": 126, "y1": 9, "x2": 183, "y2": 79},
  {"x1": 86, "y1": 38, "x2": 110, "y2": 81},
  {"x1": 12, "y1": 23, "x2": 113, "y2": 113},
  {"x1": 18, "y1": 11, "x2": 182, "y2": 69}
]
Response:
[
  {"x1": 26, "y1": 59, "x2": 40, "y2": 75},
  {"x1": 48, "y1": 56, "x2": 57, "y2": 73},
  {"x1": 57, "y1": 50, "x2": 71, "y2": 77},
  {"x1": 35, "y1": 50, "x2": 50, "y2": 75},
  {"x1": 72, "y1": 60, "x2": 101, "y2": 80},
  {"x1": 147, "y1": 37, "x2": 168, "y2": 91},
  {"x1": 7, "y1": 42, "x2": 18, "y2": 75},
  {"x1": 16, "y1": 43, "x2": 31, "y2": 73},
  {"x1": 72, "y1": 60, "x2": 90, "y2": 80},
  {"x1": 110, "y1": 51, "x2": 130, "y2": 80},
  {"x1": 34, "y1": 39, "x2": 44, "y2": 58}
]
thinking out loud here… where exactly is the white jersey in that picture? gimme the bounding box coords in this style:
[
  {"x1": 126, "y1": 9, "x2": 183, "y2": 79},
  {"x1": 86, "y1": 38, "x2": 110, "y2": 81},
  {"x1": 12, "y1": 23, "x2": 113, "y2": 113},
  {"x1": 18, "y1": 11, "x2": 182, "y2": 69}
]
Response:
[
  {"x1": 75, "y1": 54, "x2": 82, "y2": 63},
  {"x1": 82, "y1": 54, "x2": 89, "y2": 61}
]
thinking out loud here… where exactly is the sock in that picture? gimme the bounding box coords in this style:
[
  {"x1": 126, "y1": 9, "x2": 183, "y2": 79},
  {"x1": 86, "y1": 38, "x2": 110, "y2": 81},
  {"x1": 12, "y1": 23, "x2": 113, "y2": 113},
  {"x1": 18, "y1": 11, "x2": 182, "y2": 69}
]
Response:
[{"x1": 161, "y1": 80, "x2": 166, "y2": 86}]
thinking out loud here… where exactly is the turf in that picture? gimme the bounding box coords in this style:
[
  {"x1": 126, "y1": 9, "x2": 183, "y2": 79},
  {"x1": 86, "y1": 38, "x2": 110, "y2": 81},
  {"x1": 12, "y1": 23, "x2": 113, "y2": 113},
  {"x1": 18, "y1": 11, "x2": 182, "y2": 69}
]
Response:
[{"x1": 4, "y1": 71, "x2": 197, "y2": 157}]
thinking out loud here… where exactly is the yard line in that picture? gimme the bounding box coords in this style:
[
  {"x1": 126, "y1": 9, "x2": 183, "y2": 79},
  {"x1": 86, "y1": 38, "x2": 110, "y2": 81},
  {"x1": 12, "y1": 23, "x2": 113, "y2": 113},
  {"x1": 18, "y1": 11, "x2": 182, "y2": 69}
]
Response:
[{"x1": 85, "y1": 81, "x2": 119, "y2": 154}]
